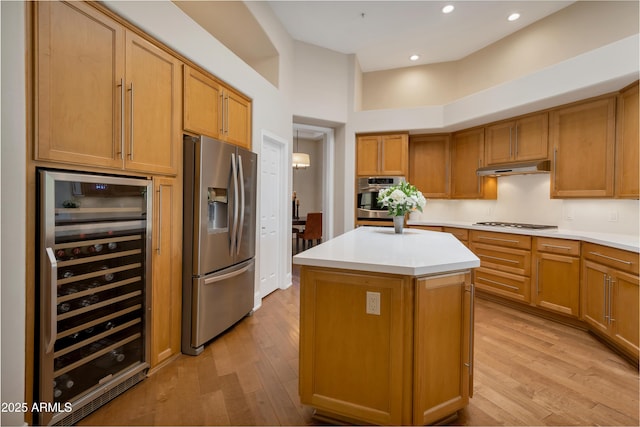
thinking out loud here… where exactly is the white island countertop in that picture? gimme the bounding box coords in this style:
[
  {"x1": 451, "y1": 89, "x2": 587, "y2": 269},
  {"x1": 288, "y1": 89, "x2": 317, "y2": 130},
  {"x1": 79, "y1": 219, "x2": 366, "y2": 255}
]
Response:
[{"x1": 293, "y1": 226, "x2": 480, "y2": 276}]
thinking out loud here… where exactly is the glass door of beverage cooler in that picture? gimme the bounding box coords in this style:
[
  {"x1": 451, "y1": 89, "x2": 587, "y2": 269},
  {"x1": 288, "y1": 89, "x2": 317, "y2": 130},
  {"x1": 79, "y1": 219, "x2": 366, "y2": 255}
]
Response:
[{"x1": 38, "y1": 170, "x2": 152, "y2": 425}]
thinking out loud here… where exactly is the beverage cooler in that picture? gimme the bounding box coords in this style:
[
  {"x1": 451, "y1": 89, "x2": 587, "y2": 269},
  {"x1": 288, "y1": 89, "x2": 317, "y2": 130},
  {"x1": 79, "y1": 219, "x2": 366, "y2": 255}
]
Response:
[{"x1": 36, "y1": 170, "x2": 152, "y2": 425}]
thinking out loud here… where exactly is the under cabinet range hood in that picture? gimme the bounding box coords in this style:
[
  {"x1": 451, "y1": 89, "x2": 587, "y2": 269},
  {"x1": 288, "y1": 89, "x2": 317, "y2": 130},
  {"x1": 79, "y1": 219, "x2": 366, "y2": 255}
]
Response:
[{"x1": 476, "y1": 160, "x2": 551, "y2": 177}]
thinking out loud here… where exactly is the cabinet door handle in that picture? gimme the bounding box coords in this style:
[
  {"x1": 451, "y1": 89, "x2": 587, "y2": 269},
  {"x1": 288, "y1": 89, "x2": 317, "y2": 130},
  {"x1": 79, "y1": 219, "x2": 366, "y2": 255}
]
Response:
[
  {"x1": 588, "y1": 251, "x2": 633, "y2": 266},
  {"x1": 477, "y1": 159, "x2": 481, "y2": 194},
  {"x1": 478, "y1": 236, "x2": 520, "y2": 244},
  {"x1": 118, "y1": 78, "x2": 125, "y2": 160},
  {"x1": 464, "y1": 283, "x2": 474, "y2": 372},
  {"x1": 477, "y1": 276, "x2": 519, "y2": 291},
  {"x1": 603, "y1": 275, "x2": 609, "y2": 323},
  {"x1": 542, "y1": 243, "x2": 572, "y2": 251},
  {"x1": 608, "y1": 277, "x2": 615, "y2": 325},
  {"x1": 553, "y1": 148, "x2": 558, "y2": 190},
  {"x1": 478, "y1": 254, "x2": 519, "y2": 264},
  {"x1": 128, "y1": 82, "x2": 134, "y2": 160},
  {"x1": 514, "y1": 125, "x2": 519, "y2": 158},
  {"x1": 156, "y1": 186, "x2": 162, "y2": 254},
  {"x1": 536, "y1": 259, "x2": 541, "y2": 294},
  {"x1": 219, "y1": 93, "x2": 225, "y2": 134},
  {"x1": 225, "y1": 95, "x2": 230, "y2": 136},
  {"x1": 509, "y1": 127, "x2": 513, "y2": 158}
]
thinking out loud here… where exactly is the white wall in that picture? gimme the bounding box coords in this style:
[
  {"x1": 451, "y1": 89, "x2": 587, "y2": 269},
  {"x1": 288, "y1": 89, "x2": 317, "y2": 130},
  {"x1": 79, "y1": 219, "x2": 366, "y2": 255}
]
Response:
[
  {"x1": 412, "y1": 175, "x2": 640, "y2": 236},
  {"x1": 1, "y1": 3, "x2": 27, "y2": 426}
]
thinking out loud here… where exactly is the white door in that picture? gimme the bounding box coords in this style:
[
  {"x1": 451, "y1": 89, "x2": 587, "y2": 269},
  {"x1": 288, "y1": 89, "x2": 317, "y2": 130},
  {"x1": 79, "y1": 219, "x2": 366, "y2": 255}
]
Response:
[{"x1": 259, "y1": 137, "x2": 283, "y2": 297}]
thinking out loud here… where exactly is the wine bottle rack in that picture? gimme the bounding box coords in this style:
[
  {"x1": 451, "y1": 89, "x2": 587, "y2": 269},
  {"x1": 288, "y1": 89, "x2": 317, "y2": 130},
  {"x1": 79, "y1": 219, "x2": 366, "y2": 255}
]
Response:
[{"x1": 50, "y1": 229, "x2": 146, "y2": 404}]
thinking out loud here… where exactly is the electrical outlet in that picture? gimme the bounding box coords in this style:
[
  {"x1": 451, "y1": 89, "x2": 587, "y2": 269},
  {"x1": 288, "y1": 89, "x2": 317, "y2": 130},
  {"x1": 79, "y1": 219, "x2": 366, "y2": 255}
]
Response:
[
  {"x1": 608, "y1": 211, "x2": 619, "y2": 222},
  {"x1": 366, "y1": 291, "x2": 380, "y2": 315}
]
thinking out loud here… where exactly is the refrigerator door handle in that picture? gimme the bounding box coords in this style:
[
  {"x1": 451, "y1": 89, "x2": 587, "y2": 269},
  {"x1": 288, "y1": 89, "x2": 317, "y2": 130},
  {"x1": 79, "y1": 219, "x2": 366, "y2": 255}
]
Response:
[
  {"x1": 230, "y1": 153, "x2": 239, "y2": 256},
  {"x1": 203, "y1": 261, "x2": 252, "y2": 285},
  {"x1": 236, "y1": 154, "x2": 245, "y2": 255},
  {"x1": 45, "y1": 247, "x2": 57, "y2": 354}
]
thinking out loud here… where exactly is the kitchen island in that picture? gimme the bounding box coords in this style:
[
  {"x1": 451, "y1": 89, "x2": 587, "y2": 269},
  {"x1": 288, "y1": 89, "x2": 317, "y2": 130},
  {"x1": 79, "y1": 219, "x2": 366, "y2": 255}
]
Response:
[{"x1": 293, "y1": 227, "x2": 480, "y2": 426}]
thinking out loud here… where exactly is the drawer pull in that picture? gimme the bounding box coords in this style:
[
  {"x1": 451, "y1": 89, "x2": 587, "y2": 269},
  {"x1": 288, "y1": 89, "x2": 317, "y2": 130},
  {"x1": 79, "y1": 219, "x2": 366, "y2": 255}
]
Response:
[
  {"x1": 541, "y1": 243, "x2": 572, "y2": 251},
  {"x1": 476, "y1": 277, "x2": 519, "y2": 291},
  {"x1": 479, "y1": 236, "x2": 521, "y2": 244},
  {"x1": 588, "y1": 251, "x2": 633, "y2": 266},
  {"x1": 479, "y1": 254, "x2": 519, "y2": 264}
]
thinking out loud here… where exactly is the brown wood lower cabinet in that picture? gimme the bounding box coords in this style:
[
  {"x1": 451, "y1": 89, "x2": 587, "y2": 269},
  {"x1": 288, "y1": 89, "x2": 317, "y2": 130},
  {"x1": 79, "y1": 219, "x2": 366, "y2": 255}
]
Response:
[
  {"x1": 299, "y1": 266, "x2": 473, "y2": 425},
  {"x1": 532, "y1": 237, "x2": 581, "y2": 317},
  {"x1": 582, "y1": 243, "x2": 639, "y2": 360},
  {"x1": 150, "y1": 177, "x2": 182, "y2": 368}
]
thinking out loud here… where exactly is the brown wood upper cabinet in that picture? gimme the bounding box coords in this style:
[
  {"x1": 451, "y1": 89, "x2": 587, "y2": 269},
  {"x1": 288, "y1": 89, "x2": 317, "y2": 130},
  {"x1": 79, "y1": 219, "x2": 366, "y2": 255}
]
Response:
[
  {"x1": 550, "y1": 96, "x2": 616, "y2": 198},
  {"x1": 183, "y1": 65, "x2": 252, "y2": 150},
  {"x1": 451, "y1": 128, "x2": 497, "y2": 199},
  {"x1": 409, "y1": 134, "x2": 450, "y2": 198},
  {"x1": 356, "y1": 133, "x2": 408, "y2": 176},
  {"x1": 485, "y1": 112, "x2": 549, "y2": 165},
  {"x1": 35, "y1": 1, "x2": 181, "y2": 175},
  {"x1": 615, "y1": 82, "x2": 639, "y2": 198}
]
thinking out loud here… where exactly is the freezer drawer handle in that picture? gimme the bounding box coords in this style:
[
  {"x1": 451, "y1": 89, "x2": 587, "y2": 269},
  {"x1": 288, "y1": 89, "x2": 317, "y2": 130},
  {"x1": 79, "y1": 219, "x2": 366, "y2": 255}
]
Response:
[
  {"x1": 203, "y1": 263, "x2": 251, "y2": 285},
  {"x1": 45, "y1": 247, "x2": 57, "y2": 354}
]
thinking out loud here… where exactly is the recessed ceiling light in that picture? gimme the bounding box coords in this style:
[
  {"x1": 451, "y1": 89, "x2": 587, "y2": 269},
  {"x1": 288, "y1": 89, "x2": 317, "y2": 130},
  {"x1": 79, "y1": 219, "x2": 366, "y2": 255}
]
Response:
[
  {"x1": 442, "y1": 5, "x2": 455, "y2": 14},
  {"x1": 409, "y1": 54, "x2": 420, "y2": 61},
  {"x1": 508, "y1": 12, "x2": 520, "y2": 21}
]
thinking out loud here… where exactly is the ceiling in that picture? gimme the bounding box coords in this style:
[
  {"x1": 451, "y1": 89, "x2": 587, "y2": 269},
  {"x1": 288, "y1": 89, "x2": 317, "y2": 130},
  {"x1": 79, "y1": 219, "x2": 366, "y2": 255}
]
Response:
[{"x1": 267, "y1": 1, "x2": 575, "y2": 72}]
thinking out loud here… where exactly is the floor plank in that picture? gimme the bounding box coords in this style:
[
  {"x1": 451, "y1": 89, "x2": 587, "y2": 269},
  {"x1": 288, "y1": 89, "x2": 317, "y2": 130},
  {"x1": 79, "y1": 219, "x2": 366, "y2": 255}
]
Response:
[{"x1": 78, "y1": 265, "x2": 639, "y2": 426}]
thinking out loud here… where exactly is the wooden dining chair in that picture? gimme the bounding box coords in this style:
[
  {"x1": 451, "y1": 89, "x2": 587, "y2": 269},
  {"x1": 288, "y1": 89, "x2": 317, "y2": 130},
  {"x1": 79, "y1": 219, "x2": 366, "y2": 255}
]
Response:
[{"x1": 297, "y1": 212, "x2": 322, "y2": 251}]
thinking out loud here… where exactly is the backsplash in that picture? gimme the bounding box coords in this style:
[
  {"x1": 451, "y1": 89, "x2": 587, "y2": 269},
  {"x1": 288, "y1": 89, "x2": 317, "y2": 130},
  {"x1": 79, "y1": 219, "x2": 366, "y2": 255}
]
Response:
[{"x1": 411, "y1": 174, "x2": 639, "y2": 236}]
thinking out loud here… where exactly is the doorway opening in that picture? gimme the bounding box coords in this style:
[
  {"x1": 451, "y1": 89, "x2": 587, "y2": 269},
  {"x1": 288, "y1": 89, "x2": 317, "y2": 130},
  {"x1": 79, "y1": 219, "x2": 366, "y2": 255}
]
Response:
[{"x1": 292, "y1": 123, "x2": 335, "y2": 253}]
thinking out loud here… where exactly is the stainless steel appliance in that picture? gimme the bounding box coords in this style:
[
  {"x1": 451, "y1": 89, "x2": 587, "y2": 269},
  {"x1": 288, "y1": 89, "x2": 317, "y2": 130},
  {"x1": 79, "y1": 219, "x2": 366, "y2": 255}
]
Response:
[
  {"x1": 182, "y1": 135, "x2": 257, "y2": 356},
  {"x1": 474, "y1": 221, "x2": 558, "y2": 230},
  {"x1": 356, "y1": 176, "x2": 405, "y2": 221},
  {"x1": 37, "y1": 170, "x2": 152, "y2": 425}
]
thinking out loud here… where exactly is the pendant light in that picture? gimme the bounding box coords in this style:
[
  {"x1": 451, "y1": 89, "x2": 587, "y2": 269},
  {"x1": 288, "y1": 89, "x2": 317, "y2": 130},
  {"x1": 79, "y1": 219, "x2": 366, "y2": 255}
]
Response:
[{"x1": 292, "y1": 129, "x2": 310, "y2": 169}]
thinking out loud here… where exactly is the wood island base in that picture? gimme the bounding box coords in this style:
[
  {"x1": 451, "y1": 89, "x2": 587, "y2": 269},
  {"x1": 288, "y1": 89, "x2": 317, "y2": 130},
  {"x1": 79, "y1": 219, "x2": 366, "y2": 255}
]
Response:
[{"x1": 298, "y1": 266, "x2": 474, "y2": 426}]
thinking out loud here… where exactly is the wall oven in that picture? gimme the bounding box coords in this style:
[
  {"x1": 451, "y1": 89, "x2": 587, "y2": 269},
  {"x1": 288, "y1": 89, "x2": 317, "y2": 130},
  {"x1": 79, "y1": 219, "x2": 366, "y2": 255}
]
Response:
[
  {"x1": 37, "y1": 169, "x2": 152, "y2": 425},
  {"x1": 356, "y1": 176, "x2": 405, "y2": 221}
]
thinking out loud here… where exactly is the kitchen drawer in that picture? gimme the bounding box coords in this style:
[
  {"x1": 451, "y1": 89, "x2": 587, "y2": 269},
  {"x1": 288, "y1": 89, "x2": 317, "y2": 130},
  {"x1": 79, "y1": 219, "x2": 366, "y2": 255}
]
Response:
[
  {"x1": 583, "y1": 243, "x2": 639, "y2": 275},
  {"x1": 535, "y1": 237, "x2": 580, "y2": 256},
  {"x1": 412, "y1": 225, "x2": 443, "y2": 232},
  {"x1": 470, "y1": 230, "x2": 531, "y2": 249},
  {"x1": 443, "y1": 227, "x2": 469, "y2": 242},
  {"x1": 470, "y1": 243, "x2": 531, "y2": 276},
  {"x1": 474, "y1": 267, "x2": 530, "y2": 303}
]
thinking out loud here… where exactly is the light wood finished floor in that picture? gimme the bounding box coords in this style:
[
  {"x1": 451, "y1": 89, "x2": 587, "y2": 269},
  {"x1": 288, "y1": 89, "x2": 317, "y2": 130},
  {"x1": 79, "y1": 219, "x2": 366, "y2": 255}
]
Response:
[{"x1": 79, "y1": 266, "x2": 639, "y2": 426}]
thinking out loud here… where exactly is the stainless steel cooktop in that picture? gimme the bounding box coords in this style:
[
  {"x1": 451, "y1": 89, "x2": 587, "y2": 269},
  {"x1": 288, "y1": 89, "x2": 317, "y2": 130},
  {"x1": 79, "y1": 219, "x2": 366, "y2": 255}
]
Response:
[{"x1": 474, "y1": 221, "x2": 558, "y2": 230}]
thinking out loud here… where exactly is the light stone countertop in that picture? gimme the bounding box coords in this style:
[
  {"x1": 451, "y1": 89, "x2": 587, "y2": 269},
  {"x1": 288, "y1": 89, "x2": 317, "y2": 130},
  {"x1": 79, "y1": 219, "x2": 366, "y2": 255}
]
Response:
[
  {"x1": 292, "y1": 226, "x2": 480, "y2": 276},
  {"x1": 407, "y1": 220, "x2": 640, "y2": 253}
]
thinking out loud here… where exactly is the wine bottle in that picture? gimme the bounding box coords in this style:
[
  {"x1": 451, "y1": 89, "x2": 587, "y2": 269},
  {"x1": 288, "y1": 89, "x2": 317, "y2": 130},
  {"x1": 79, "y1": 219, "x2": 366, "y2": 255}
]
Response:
[
  {"x1": 109, "y1": 348, "x2": 125, "y2": 363},
  {"x1": 88, "y1": 244, "x2": 103, "y2": 254},
  {"x1": 100, "y1": 265, "x2": 114, "y2": 282},
  {"x1": 57, "y1": 374, "x2": 74, "y2": 389},
  {"x1": 107, "y1": 242, "x2": 118, "y2": 250},
  {"x1": 55, "y1": 249, "x2": 66, "y2": 259},
  {"x1": 57, "y1": 302, "x2": 71, "y2": 314},
  {"x1": 53, "y1": 388, "x2": 63, "y2": 399},
  {"x1": 79, "y1": 294, "x2": 99, "y2": 307},
  {"x1": 62, "y1": 270, "x2": 74, "y2": 279}
]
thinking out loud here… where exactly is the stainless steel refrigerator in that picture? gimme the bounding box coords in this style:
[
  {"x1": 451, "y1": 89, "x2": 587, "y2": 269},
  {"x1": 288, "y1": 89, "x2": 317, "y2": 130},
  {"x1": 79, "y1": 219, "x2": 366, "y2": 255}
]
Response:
[
  {"x1": 182, "y1": 135, "x2": 257, "y2": 356},
  {"x1": 37, "y1": 169, "x2": 152, "y2": 425}
]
